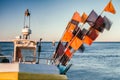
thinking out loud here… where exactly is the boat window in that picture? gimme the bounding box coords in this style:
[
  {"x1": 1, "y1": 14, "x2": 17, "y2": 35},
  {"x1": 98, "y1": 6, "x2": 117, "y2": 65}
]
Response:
[{"x1": 21, "y1": 48, "x2": 35, "y2": 62}]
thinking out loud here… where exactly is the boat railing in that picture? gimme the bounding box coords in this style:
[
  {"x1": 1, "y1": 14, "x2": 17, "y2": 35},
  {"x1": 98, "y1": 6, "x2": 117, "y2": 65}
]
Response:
[{"x1": 24, "y1": 55, "x2": 53, "y2": 65}]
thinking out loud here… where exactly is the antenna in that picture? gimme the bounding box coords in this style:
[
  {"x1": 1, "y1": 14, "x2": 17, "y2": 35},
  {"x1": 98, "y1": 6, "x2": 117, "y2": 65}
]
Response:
[{"x1": 22, "y1": 9, "x2": 31, "y2": 39}]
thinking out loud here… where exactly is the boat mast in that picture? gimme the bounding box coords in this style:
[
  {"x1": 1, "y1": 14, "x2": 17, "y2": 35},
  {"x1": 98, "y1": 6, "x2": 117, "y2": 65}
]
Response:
[{"x1": 22, "y1": 9, "x2": 31, "y2": 39}]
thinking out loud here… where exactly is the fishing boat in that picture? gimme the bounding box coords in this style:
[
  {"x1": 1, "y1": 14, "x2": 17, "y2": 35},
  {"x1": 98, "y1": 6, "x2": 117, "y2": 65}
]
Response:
[
  {"x1": 0, "y1": 1, "x2": 115, "y2": 79},
  {"x1": 0, "y1": 9, "x2": 68, "y2": 80}
]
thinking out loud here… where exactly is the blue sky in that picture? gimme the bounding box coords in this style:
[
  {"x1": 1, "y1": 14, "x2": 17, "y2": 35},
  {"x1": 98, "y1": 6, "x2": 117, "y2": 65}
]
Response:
[{"x1": 0, "y1": 0, "x2": 120, "y2": 41}]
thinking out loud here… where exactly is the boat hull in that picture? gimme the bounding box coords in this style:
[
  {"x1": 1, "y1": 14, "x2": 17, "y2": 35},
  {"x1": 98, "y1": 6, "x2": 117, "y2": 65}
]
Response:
[
  {"x1": 0, "y1": 63, "x2": 67, "y2": 80},
  {"x1": 0, "y1": 72, "x2": 67, "y2": 80}
]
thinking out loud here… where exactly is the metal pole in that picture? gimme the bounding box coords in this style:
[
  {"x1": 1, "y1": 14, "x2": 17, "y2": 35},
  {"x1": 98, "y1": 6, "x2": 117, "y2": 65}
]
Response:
[{"x1": 36, "y1": 38, "x2": 42, "y2": 64}]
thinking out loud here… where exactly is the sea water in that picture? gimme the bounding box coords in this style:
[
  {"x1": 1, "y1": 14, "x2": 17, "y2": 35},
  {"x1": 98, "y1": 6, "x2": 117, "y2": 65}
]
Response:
[{"x1": 0, "y1": 42, "x2": 120, "y2": 80}]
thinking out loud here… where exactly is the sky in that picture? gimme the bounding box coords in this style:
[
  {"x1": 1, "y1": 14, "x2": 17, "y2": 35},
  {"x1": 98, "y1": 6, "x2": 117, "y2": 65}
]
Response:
[{"x1": 0, "y1": 0, "x2": 120, "y2": 42}]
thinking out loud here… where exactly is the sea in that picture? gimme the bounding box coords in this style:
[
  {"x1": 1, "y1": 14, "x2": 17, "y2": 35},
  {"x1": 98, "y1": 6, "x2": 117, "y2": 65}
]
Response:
[{"x1": 0, "y1": 42, "x2": 120, "y2": 80}]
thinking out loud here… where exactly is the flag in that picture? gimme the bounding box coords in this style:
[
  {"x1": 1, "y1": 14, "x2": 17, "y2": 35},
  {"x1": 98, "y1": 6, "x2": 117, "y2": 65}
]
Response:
[
  {"x1": 72, "y1": 11, "x2": 81, "y2": 22},
  {"x1": 83, "y1": 28, "x2": 98, "y2": 45},
  {"x1": 71, "y1": 19, "x2": 79, "y2": 25},
  {"x1": 103, "y1": 16, "x2": 112, "y2": 31},
  {"x1": 70, "y1": 36, "x2": 83, "y2": 50},
  {"x1": 87, "y1": 28, "x2": 99, "y2": 40},
  {"x1": 77, "y1": 28, "x2": 88, "y2": 40},
  {"x1": 65, "y1": 48, "x2": 72, "y2": 58},
  {"x1": 73, "y1": 27, "x2": 80, "y2": 36},
  {"x1": 65, "y1": 22, "x2": 71, "y2": 30},
  {"x1": 67, "y1": 23, "x2": 76, "y2": 32},
  {"x1": 81, "y1": 12, "x2": 88, "y2": 23},
  {"x1": 86, "y1": 10, "x2": 98, "y2": 26},
  {"x1": 61, "y1": 23, "x2": 76, "y2": 42},
  {"x1": 53, "y1": 42, "x2": 65, "y2": 59},
  {"x1": 83, "y1": 36, "x2": 93, "y2": 45},
  {"x1": 60, "y1": 54, "x2": 69, "y2": 66},
  {"x1": 77, "y1": 29, "x2": 83, "y2": 39},
  {"x1": 104, "y1": 0, "x2": 116, "y2": 14},
  {"x1": 94, "y1": 16, "x2": 105, "y2": 32},
  {"x1": 61, "y1": 31, "x2": 73, "y2": 42},
  {"x1": 82, "y1": 28, "x2": 88, "y2": 35}
]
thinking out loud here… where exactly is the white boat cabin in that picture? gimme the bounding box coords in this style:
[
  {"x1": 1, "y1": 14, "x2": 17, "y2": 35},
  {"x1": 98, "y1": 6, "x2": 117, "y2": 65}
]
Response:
[{"x1": 13, "y1": 39, "x2": 37, "y2": 63}]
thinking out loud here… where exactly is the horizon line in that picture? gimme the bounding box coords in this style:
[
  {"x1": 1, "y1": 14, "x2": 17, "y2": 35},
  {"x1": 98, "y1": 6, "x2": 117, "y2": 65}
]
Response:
[{"x1": 0, "y1": 40, "x2": 120, "y2": 43}]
